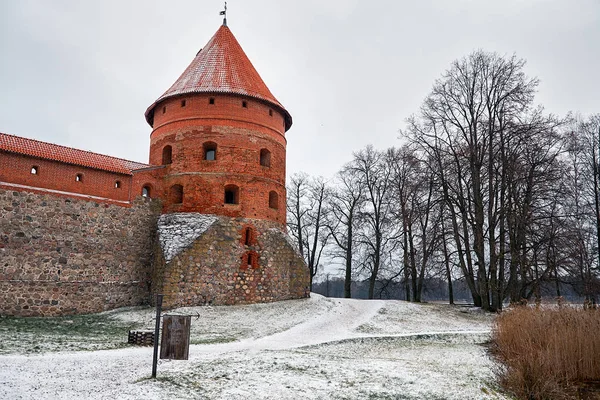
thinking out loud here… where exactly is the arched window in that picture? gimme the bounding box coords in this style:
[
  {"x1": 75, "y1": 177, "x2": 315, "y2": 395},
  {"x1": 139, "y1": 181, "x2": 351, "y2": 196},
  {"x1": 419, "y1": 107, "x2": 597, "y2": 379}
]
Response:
[
  {"x1": 260, "y1": 149, "x2": 271, "y2": 167},
  {"x1": 224, "y1": 184, "x2": 239, "y2": 205},
  {"x1": 114, "y1": 181, "x2": 121, "y2": 189},
  {"x1": 269, "y1": 191, "x2": 279, "y2": 209},
  {"x1": 142, "y1": 185, "x2": 151, "y2": 198},
  {"x1": 30, "y1": 166, "x2": 38, "y2": 175},
  {"x1": 170, "y1": 184, "x2": 183, "y2": 204},
  {"x1": 203, "y1": 142, "x2": 217, "y2": 161},
  {"x1": 162, "y1": 145, "x2": 172, "y2": 165},
  {"x1": 75, "y1": 173, "x2": 83, "y2": 182}
]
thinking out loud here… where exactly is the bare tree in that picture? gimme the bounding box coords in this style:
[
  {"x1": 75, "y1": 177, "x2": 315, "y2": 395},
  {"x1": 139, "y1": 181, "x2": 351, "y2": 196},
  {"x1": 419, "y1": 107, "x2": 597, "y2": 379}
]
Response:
[
  {"x1": 286, "y1": 173, "x2": 330, "y2": 290},
  {"x1": 326, "y1": 163, "x2": 365, "y2": 298},
  {"x1": 352, "y1": 146, "x2": 397, "y2": 299},
  {"x1": 408, "y1": 50, "x2": 544, "y2": 310}
]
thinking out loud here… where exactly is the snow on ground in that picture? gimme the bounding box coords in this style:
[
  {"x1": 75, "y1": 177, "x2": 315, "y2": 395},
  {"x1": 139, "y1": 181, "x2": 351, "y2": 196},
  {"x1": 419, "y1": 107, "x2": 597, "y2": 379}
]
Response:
[{"x1": 0, "y1": 294, "x2": 508, "y2": 399}]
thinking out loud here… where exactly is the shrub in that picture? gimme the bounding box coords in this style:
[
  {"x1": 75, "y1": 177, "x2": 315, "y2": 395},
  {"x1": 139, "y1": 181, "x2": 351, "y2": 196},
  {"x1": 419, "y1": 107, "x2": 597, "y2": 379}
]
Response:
[{"x1": 492, "y1": 305, "x2": 600, "y2": 399}]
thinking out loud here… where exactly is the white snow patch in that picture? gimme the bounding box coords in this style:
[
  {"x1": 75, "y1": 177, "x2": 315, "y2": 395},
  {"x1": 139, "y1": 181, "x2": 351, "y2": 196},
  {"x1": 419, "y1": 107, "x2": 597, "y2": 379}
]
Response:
[
  {"x1": 0, "y1": 295, "x2": 508, "y2": 399},
  {"x1": 157, "y1": 213, "x2": 218, "y2": 262}
]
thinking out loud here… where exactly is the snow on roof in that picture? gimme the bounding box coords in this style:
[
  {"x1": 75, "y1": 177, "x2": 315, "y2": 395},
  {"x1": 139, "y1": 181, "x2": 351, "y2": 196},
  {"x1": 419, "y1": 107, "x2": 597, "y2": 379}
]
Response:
[
  {"x1": 144, "y1": 25, "x2": 292, "y2": 130},
  {"x1": 157, "y1": 213, "x2": 218, "y2": 262},
  {"x1": 0, "y1": 132, "x2": 150, "y2": 175}
]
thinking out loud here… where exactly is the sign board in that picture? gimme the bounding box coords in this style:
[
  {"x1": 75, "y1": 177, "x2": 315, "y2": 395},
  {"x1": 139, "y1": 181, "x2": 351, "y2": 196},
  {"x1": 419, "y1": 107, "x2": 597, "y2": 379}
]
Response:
[{"x1": 160, "y1": 314, "x2": 191, "y2": 360}]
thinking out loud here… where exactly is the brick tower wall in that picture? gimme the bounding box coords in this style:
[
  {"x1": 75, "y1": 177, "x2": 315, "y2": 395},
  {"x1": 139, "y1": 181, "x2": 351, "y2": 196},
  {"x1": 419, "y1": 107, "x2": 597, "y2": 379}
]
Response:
[
  {"x1": 0, "y1": 188, "x2": 161, "y2": 316},
  {"x1": 152, "y1": 215, "x2": 309, "y2": 308},
  {"x1": 148, "y1": 94, "x2": 287, "y2": 224}
]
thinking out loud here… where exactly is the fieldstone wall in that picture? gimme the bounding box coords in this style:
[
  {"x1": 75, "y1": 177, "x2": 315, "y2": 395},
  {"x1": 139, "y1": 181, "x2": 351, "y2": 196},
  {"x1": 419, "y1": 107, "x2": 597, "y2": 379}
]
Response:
[
  {"x1": 0, "y1": 189, "x2": 161, "y2": 316},
  {"x1": 152, "y1": 214, "x2": 309, "y2": 308}
]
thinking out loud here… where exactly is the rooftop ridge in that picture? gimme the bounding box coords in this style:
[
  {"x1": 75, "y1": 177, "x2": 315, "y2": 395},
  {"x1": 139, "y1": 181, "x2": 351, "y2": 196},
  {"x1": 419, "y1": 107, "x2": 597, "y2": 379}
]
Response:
[{"x1": 0, "y1": 132, "x2": 150, "y2": 175}]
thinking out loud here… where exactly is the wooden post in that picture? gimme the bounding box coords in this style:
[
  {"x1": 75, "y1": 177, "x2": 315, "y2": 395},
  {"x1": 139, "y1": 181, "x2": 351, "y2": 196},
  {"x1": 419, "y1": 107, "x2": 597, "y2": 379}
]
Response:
[{"x1": 151, "y1": 294, "x2": 163, "y2": 379}]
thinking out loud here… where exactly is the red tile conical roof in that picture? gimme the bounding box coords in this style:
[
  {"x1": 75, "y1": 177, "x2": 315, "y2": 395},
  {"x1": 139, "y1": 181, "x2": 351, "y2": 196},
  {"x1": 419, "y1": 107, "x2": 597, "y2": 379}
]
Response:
[{"x1": 145, "y1": 25, "x2": 292, "y2": 130}]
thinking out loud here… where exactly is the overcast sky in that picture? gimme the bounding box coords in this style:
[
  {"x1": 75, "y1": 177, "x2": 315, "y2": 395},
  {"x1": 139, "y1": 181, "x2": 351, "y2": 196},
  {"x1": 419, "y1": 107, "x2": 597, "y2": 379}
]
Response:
[{"x1": 1, "y1": 0, "x2": 599, "y2": 180}]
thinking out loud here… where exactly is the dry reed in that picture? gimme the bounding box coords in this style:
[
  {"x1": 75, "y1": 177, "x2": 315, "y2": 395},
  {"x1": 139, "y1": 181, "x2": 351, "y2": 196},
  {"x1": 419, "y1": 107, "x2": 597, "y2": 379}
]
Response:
[{"x1": 492, "y1": 305, "x2": 600, "y2": 399}]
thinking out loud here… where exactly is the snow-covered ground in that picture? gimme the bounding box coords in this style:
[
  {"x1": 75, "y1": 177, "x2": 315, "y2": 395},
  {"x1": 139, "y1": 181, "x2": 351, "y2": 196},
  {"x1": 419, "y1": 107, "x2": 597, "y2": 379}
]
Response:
[{"x1": 0, "y1": 294, "x2": 508, "y2": 399}]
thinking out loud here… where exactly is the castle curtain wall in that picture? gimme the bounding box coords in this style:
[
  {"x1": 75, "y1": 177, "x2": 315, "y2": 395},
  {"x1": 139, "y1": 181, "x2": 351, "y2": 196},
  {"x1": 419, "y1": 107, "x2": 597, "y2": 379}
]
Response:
[{"x1": 0, "y1": 189, "x2": 161, "y2": 316}]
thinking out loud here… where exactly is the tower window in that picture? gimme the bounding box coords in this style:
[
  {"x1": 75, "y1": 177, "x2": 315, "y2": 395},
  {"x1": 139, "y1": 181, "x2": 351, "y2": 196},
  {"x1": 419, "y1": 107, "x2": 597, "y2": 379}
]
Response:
[
  {"x1": 170, "y1": 184, "x2": 183, "y2": 204},
  {"x1": 75, "y1": 174, "x2": 83, "y2": 182},
  {"x1": 242, "y1": 101, "x2": 247, "y2": 108},
  {"x1": 142, "y1": 185, "x2": 151, "y2": 198},
  {"x1": 181, "y1": 99, "x2": 186, "y2": 107},
  {"x1": 269, "y1": 109, "x2": 273, "y2": 116},
  {"x1": 247, "y1": 253, "x2": 254, "y2": 266},
  {"x1": 162, "y1": 106, "x2": 166, "y2": 114},
  {"x1": 115, "y1": 180, "x2": 121, "y2": 189},
  {"x1": 209, "y1": 97, "x2": 215, "y2": 105},
  {"x1": 224, "y1": 184, "x2": 239, "y2": 205},
  {"x1": 31, "y1": 166, "x2": 38, "y2": 175},
  {"x1": 269, "y1": 191, "x2": 279, "y2": 209},
  {"x1": 203, "y1": 142, "x2": 217, "y2": 161},
  {"x1": 162, "y1": 145, "x2": 172, "y2": 165},
  {"x1": 260, "y1": 149, "x2": 271, "y2": 167}
]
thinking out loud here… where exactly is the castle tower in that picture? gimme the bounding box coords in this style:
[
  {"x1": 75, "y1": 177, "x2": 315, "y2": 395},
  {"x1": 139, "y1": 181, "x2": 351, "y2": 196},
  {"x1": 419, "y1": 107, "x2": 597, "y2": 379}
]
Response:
[
  {"x1": 147, "y1": 22, "x2": 308, "y2": 307},
  {"x1": 145, "y1": 23, "x2": 291, "y2": 225}
]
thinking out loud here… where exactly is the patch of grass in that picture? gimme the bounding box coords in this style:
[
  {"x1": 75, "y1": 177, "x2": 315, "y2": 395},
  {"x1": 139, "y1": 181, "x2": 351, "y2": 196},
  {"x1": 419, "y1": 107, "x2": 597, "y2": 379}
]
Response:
[
  {"x1": 492, "y1": 305, "x2": 600, "y2": 399},
  {"x1": 0, "y1": 313, "x2": 142, "y2": 354}
]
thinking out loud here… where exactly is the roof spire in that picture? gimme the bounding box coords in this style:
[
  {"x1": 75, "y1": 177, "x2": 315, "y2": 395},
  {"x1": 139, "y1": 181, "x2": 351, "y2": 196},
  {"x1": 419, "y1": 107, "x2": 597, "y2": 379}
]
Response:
[{"x1": 219, "y1": 2, "x2": 227, "y2": 26}]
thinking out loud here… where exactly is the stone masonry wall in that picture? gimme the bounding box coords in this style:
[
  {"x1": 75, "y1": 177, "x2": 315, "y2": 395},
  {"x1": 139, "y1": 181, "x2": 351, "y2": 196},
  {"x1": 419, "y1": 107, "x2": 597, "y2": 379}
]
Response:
[
  {"x1": 0, "y1": 189, "x2": 161, "y2": 316},
  {"x1": 152, "y1": 215, "x2": 309, "y2": 308}
]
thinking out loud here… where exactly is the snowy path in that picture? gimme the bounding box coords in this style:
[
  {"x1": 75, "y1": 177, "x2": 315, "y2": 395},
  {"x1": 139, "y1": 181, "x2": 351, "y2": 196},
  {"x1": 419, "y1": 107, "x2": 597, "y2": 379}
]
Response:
[{"x1": 0, "y1": 296, "x2": 505, "y2": 400}]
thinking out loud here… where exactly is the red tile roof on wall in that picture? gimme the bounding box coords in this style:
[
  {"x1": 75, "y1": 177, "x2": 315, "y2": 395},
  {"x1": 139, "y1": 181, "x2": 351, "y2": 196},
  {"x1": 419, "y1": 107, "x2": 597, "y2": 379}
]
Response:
[
  {"x1": 145, "y1": 24, "x2": 292, "y2": 130},
  {"x1": 0, "y1": 132, "x2": 150, "y2": 175}
]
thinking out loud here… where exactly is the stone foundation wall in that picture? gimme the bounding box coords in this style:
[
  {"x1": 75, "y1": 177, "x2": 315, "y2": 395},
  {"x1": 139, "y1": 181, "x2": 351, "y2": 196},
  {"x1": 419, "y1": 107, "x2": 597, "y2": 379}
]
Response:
[
  {"x1": 0, "y1": 189, "x2": 161, "y2": 316},
  {"x1": 152, "y1": 215, "x2": 309, "y2": 308}
]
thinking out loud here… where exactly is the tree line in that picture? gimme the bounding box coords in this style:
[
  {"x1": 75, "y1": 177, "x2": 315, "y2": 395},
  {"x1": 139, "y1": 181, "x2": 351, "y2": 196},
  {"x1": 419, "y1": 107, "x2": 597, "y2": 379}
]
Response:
[{"x1": 287, "y1": 50, "x2": 600, "y2": 311}]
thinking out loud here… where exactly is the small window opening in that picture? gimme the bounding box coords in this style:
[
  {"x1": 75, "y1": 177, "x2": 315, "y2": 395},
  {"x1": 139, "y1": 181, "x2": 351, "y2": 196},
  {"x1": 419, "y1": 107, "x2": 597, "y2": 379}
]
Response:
[
  {"x1": 245, "y1": 227, "x2": 252, "y2": 246},
  {"x1": 170, "y1": 184, "x2": 183, "y2": 204},
  {"x1": 269, "y1": 191, "x2": 279, "y2": 209},
  {"x1": 142, "y1": 185, "x2": 151, "y2": 198},
  {"x1": 203, "y1": 142, "x2": 217, "y2": 161},
  {"x1": 269, "y1": 109, "x2": 273, "y2": 117},
  {"x1": 31, "y1": 166, "x2": 38, "y2": 175},
  {"x1": 181, "y1": 99, "x2": 186, "y2": 107},
  {"x1": 209, "y1": 98, "x2": 215, "y2": 105},
  {"x1": 260, "y1": 148, "x2": 271, "y2": 167},
  {"x1": 242, "y1": 101, "x2": 247, "y2": 108},
  {"x1": 76, "y1": 174, "x2": 83, "y2": 182},
  {"x1": 224, "y1": 185, "x2": 239, "y2": 205},
  {"x1": 247, "y1": 253, "x2": 254, "y2": 266},
  {"x1": 162, "y1": 106, "x2": 166, "y2": 114},
  {"x1": 115, "y1": 181, "x2": 121, "y2": 189},
  {"x1": 162, "y1": 145, "x2": 172, "y2": 165}
]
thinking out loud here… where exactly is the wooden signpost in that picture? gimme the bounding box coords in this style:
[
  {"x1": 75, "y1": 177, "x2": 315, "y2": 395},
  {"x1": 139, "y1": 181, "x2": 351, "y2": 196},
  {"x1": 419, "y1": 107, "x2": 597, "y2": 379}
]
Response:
[
  {"x1": 160, "y1": 314, "x2": 191, "y2": 360},
  {"x1": 150, "y1": 294, "x2": 192, "y2": 378}
]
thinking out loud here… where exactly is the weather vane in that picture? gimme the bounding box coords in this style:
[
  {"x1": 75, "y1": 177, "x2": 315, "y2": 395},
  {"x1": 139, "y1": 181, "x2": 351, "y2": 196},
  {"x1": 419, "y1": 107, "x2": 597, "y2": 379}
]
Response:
[{"x1": 220, "y1": 2, "x2": 227, "y2": 26}]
